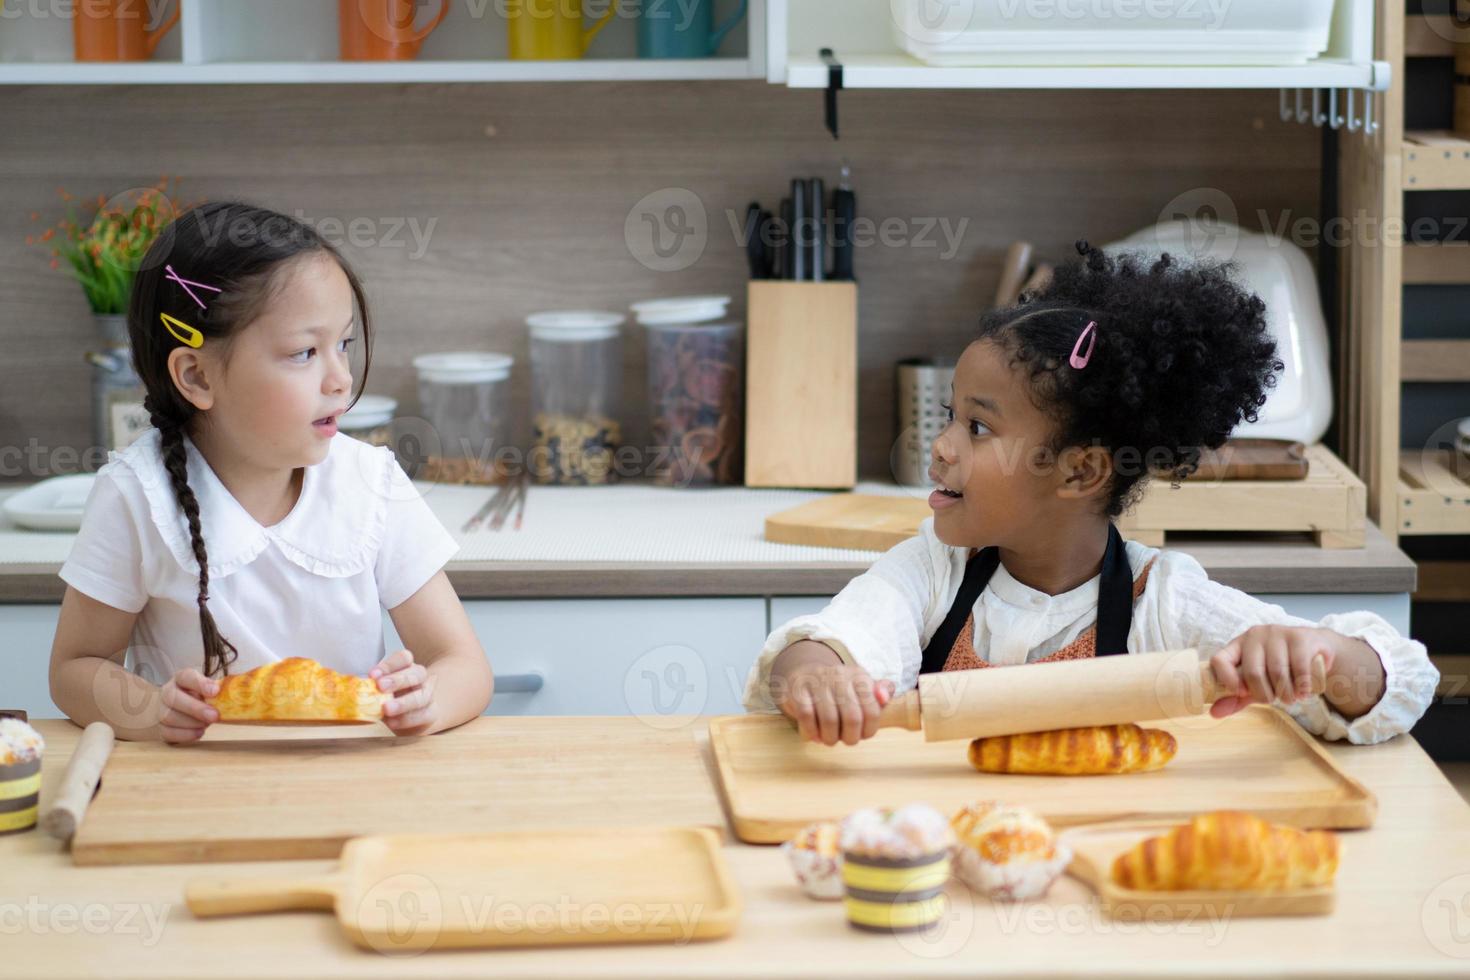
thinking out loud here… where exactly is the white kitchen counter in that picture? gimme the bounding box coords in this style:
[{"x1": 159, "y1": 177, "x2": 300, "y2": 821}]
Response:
[{"x1": 0, "y1": 479, "x2": 1418, "y2": 601}]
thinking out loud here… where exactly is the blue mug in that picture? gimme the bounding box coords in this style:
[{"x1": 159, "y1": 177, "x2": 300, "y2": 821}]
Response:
[{"x1": 637, "y1": 0, "x2": 746, "y2": 59}]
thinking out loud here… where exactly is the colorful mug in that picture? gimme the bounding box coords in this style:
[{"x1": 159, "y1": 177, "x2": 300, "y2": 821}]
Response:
[
  {"x1": 340, "y1": 0, "x2": 451, "y2": 61},
  {"x1": 637, "y1": 0, "x2": 745, "y2": 59},
  {"x1": 72, "y1": 0, "x2": 179, "y2": 62},
  {"x1": 506, "y1": 0, "x2": 618, "y2": 60}
]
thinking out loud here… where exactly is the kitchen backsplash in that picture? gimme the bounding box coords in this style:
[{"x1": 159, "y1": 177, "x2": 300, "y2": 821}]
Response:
[{"x1": 0, "y1": 81, "x2": 1319, "y2": 481}]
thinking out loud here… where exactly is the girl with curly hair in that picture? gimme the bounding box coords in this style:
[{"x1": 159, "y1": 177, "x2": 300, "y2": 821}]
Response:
[{"x1": 745, "y1": 242, "x2": 1437, "y2": 747}]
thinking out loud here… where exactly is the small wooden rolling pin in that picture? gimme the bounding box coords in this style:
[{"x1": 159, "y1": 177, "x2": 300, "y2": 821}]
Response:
[
  {"x1": 877, "y1": 649, "x2": 1328, "y2": 742},
  {"x1": 40, "y1": 722, "x2": 114, "y2": 843}
]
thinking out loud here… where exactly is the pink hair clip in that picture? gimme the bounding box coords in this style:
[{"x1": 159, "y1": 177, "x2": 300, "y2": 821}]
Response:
[
  {"x1": 1069, "y1": 319, "x2": 1097, "y2": 369},
  {"x1": 164, "y1": 264, "x2": 222, "y2": 311}
]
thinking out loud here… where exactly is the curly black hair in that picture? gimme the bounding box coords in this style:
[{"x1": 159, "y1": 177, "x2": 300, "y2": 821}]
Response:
[{"x1": 975, "y1": 241, "x2": 1283, "y2": 519}]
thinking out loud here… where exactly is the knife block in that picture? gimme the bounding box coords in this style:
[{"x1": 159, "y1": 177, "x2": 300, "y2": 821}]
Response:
[{"x1": 744, "y1": 280, "x2": 858, "y2": 489}]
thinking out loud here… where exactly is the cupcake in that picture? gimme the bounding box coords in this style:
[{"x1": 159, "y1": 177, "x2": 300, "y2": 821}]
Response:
[
  {"x1": 782, "y1": 821, "x2": 844, "y2": 900},
  {"x1": 949, "y1": 801, "x2": 1072, "y2": 901},
  {"x1": 0, "y1": 718, "x2": 45, "y2": 837},
  {"x1": 840, "y1": 804, "x2": 955, "y2": 933}
]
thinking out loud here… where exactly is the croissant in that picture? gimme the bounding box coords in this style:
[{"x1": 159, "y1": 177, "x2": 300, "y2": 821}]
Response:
[
  {"x1": 205, "y1": 658, "x2": 388, "y2": 723},
  {"x1": 1111, "y1": 811, "x2": 1339, "y2": 892},
  {"x1": 967, "y1": 724, "x2": 1177, "y2": 776}
]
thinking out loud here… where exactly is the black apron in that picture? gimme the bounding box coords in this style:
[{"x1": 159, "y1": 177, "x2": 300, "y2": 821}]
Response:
[{"x1": 919, "y1": 523, "x2": 1134, "y2": 675}]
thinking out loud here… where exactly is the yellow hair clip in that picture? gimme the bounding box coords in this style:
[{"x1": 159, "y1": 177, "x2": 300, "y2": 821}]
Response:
[{"x1": 160, "y1": 312, "x2": 203, "y2": 349}]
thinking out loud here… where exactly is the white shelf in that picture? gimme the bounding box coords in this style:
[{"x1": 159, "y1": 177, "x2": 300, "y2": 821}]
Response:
[
  {"x1": 770, "y1": 0, "x2": 1384, "y2": 92},
  {"x1": 0, "y1": 0, "x2": 763, "y2": 84},
  {"x1": 0, "y1": 58, "x2": 758, "y2": 85},
  {"x1": 785, "y1": 53, "x2": 1380, "y2": 91}
]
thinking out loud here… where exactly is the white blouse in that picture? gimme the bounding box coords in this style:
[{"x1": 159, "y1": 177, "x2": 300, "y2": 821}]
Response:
[
  {"x1": 59, "y1": 427, "x2": 459, "y2": 686},
  {"x1": 742, "y1": 518, "x2": 1439, "y2": 745}
]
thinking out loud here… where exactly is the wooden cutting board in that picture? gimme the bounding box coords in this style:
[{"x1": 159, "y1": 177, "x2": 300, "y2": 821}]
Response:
[
  {"x1": 764, "y1": 440, "x2": 1313, "y2": 552},
  {"x1": 1061, "y1": 819, "x2": 1336, "y2": 919},
  {"x1": 72, "y1": 716, "x2": 725, "y2": 866},
  {"x1": 765, "y1": 494, "x2": 929, "y2": 551},
  {"x1": 709, "y1": 707, "x2": 1375, "y2": 844},
  {"x1": 186, "y1": 826, "x2": 741, "y2": 953}
]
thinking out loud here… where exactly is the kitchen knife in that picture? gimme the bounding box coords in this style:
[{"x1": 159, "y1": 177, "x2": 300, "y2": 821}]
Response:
[
  {"x1": 775, "y1": 197, "x2": 793, "y2": 280},
  {"x1": 743, "y1": 201, "x2": 766, "y2": 280},
  {"x1": 830, "y1": 163, "x2": 856, "y2": 281},
  {"x1": 789, "y1": 178, "x2": 808, "y2": 281},
  {"x1": 874, "y1": 649, "x2": 1328, "y2": 743},
  {"x1": 808, "y1": 177, "x2": 825, "y2": 282}
]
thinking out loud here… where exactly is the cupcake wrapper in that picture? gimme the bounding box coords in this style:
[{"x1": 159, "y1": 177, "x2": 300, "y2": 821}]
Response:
[
  {"x1": 951, "y1": 842, "x2": 1073, "y2": 902},
  {"x1": 782, "y1": 841, "x2": 845, "y2": 901},
  {"x1": 843, "y1": 850, "x2": 952, "y2": 931},
  {"x1": 0, "y1": 758, "x2": 41, "y2": 837}
]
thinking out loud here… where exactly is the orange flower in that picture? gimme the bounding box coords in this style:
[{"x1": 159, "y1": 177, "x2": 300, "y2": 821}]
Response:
[
  {"x1": 40, "y1": 228, "x2": 54, "y2": 242},
  {"x1": 49, "y1": 259, "x2": 59, "y2": 270}
]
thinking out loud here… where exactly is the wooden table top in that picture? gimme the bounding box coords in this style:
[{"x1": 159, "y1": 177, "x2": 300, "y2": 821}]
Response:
[{"x1": 7, "y1": 717, "x2": 1470, "y2": 978}]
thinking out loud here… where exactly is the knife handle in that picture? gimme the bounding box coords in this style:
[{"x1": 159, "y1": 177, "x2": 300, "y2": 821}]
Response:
[
  {"x1": 876, "y1": 689, "x2": 922, "y2": 732},
  {"x1": 830, "y1": 187, "x2": 856, "y2": 281}
]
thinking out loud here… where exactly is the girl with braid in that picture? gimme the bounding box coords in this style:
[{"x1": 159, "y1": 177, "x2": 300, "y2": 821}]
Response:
[
  {"x1": 744, "y1": 243, "x2": 1437, "y2": 748},
  {"x1": 50, "y1": 203, "x2": 492, "y2": 741}
]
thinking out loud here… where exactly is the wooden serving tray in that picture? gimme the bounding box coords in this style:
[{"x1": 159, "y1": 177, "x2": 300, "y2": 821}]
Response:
[
  {"x1": 709, "y1": 707, "x2": 1376, "y2": 844},
  {"x1": 1062, "y1": 819, "x2": 1337, "y2": 919},
  {"x1": 71, "y1": 717, "x2": 726, "y2": 866},
  {"x1": 186, "y1": 826, "x2": 741, "y2": 953}
]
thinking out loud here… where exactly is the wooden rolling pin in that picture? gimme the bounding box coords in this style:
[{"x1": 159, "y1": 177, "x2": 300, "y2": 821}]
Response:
[
  {"x1": 40, "y1": 722, "x2": 114, "y2": 843},
  {"x1": 877, "y1": 649, "x2": 1327, "y2": 742}
]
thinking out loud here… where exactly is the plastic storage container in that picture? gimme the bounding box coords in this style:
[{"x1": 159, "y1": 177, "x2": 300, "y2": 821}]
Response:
[
  {"x1": 892, "y1": 0, "x2": 1336, "y2": 67},
  {"x1": 338, "y1": 394, "x2": 398, "y2": 448},
  {"x1": 412, "y1": 352, "x2": 515, "y2": 484},
  {"x1": 635, "y1": 296, "x2": 743, "y2": 487},
  {"x1": 527, "y1": 311, "x2": 626, "y2": 485}
]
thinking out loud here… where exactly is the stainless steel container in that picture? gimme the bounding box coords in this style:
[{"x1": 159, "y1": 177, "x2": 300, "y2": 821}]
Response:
[{"x1": 893, "y1": 359, "x2": 954, "y2": 487}]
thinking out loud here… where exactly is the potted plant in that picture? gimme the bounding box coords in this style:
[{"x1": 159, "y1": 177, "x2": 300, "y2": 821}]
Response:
[{"x1": 27, "y1": 177, "x2": 183, "y2": 346}]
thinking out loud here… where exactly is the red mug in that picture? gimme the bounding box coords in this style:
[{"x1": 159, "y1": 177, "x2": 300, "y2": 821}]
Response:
[
  {"x1": 72, "y1": 0, "x2": 180, "y2": 62},
  {"x1": 340, "y1": 0, "x2": 451, "y2": 61}
]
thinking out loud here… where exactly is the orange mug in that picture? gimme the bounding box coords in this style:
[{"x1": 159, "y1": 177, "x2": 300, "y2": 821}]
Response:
[
  {"x1": 340, "y1": 0, "x2": 451, "y2": 61},
  {"x1": 72, "y1": 0, "x2": 180, "y2": 62}
]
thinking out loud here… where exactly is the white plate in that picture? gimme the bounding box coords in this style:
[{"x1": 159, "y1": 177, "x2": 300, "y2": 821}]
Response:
[{"x1": 2, "y1": 474, "x2": 97, "y2": 531}]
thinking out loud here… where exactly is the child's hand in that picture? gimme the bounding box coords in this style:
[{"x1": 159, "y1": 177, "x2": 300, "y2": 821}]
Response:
[
  {"x1": 1208, "y1": 625, "x2": 1335, "y2": 719},
  {"x1": 158, "y1": 668, "x2": 219, "y2": 744},
  {"x1": 775, "y1": 662, "x2": 895, "y2": 747},
  {"x1": 371, "y1": 649, "x2": 438, "y2": 735}
]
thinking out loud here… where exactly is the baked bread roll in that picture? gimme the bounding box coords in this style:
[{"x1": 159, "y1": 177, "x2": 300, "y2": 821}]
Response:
[
  {"x1": 1111, "y1": 811, "x2": 1338, "y2": 892},
  {"x1": 967, "y1": 724, "x2": 1177, "y2": 776},
  {"x1": 205, "y1": 658, "x2": 388, "y2": 723}
]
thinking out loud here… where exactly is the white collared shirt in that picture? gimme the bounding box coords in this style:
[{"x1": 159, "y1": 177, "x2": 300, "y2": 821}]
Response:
[
  {"x1": 60, "y1": 427, "x2": 459, "y2": 685},
  {"x1": 741, "y1": 518, "x2": 1440, "y2": 746}
]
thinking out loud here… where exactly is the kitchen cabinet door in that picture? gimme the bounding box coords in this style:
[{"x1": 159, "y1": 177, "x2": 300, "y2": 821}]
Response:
[
  {"x1": 384, "y1": 598, "x2": 767, "y2": 718},
  {"x1": 2, "y1": 604, "x2": 63, "y2": 718}
]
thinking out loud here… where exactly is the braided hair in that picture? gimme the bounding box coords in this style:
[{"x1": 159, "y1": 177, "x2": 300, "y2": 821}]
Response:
[
  {"x1": 977, "y1": 240, "x2": 1283, "y2": 519},
  {"x1": 126, "y1": 202, "x2": 374, "y2": 677}
]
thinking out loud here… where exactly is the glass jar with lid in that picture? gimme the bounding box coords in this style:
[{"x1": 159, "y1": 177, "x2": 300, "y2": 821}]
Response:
[
  {"x1": 634, "y1": 295, "x2": 743, "y2": 487},
  {"x1": 527, "y1": 311, "x2": 626, "y2": 485},
  {"x1": 411, "y1": 351, "x2": 515, "y2": 484}
]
